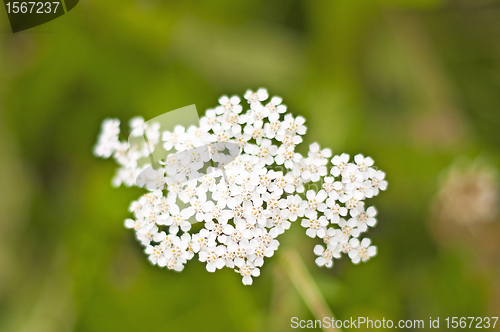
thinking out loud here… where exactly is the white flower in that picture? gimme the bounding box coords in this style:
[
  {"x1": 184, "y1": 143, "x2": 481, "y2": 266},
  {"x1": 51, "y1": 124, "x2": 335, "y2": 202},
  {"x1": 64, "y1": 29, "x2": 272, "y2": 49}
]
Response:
[
  {"x1": 263, "y1": 112, "x2": 284, "y2": 139},
  {"x1": 216, "y1": 95, "x2": 242, "y2": 115},
  {"x1": 163, "y1": 125, "x2": 186, "y2": 151},
  {"x1": 259, "y1": 229, "x2": 279, "y2": 252},
  {"x1": 301, "y1": 210, "x2": 328, "y2": 238},
  {"x1": 322, "y1": 177, "x2": 336, "y2": 196},
  {"x1": 254, "y1": 139, "x2": 278, "y2": 166},
  {"x1": 335, "y1": 218, "x2": 360, "y2": 244},
  {"x1": 202, "y1": 200, "x2": 233, "y2": 223},
  {"x1": 267, "y1": 172, "x2": 287, "y2": 196},
  {"x1": 338, "y1": 237, "x2": 360, "y2": 257},
  {"x1": 199, "y1": 109, "x2": 218, "y2": 132},
  {"x1": 235, "y1": 261, "x2": 260, "y2": 285},
  {"x1": 223, "y1": 220, "x2": 252, "y2": 244},
  {"x1": 284, "y1": 168, "x2": 305, "y2": 193},
  {"x1": 269, "y1": 209, "x2": 291, "y2": 235},
  {"x1": 345, "y1": 197, "x2": 364, "y2": 216},
  {"x1": 165, "y1": 204, "x2": 193, "y2": 234},
  {"x1": 220, "y1": 246, "x2": 236, "y2": 268},
  {"x1": 354, "y1": 154, "x2": 374, "y2": 173},
  {"x1": 137, "y1": 223, "x2": 159, "y2": 246},
  {"x1": 248, "y1": 234, "x2": 277, "y2": 267},
  {"x1": 348, "y1": 238, "x2": 377, "y2": 263},
  {"x1": 331, "y1": 153, "x2": 350, "y2": 177},
  {"x1": 191, "y1": 229, "x2": 216, "y2": 253},
  {"x1": 283, "y1": 114, "x2": 306, "y2": 135},
  {"x1": 321, "y1": 227, "x2": 339, "y2": 248},
  {"x1": 308, "y1": 143, "x2": 331, "y2": 165},
  {"x1": 265, "y1": 96, "x2": 287, "y2": 114},
  {"x1": 93, "y1": 119, "x2": 120, "y2": 158},
  {"x1": 243, "y1": 120, "x2": 266, "y2": 145},
  {"x1": 145, "y1": 244, "x2": 164, "y2": 265},
  {"x1": 221, "y1": 110, "x2": 246, "y2": 135},
  {"x1": 204, "y1": 220, "x2": 228, "y2": 243},
  {"x1": 276, "y1": 132, "x2": 302, "y2": 148},
  {"x1": 243, "y1": 200, "x2": 269, "y2": 226},
  {"x1": 301, "y1": 159, "x2": 327, "y2": 182},
  {"x1": 275, "y1": 145, "x2": 301, "y2": 169},
  {"x1": 305, "y1": 190, "x2": 327, "y2": 213},
  {"x1": 248, "y1": 103, "x2": 270, "y2": 123},
  {"x1": 129, "y1": 116, "x2": 145, "y2": 132},
  {"x1": 353, "y1": 180, "x2": 375, "y2": 200},
  {"x1": 199, "y1": 174, "x2": 218, "y2": 192},
  {"x1": 199, "y1": 246, "x2": 226, "y2": 272},
  {"x1": 244, "y1": 88, "x2": 268, "y2": 105},
  {"x1": 353, "y1": 206, "x2": 377, "y2": 232},
  {"x1": 186, "y1": 196, "x2": 207, "y2": 222},
  {"x1": 211, "y1": 183, "x2": 232, "y2": 208},
  {"x1": 342, "y1": 165, "x2": 365, "y2": 192},
  {"x1": 324, "y1": 197, "x2": 348, "y2": 223},
  {"x1": 313, "y1": 244, "x2": 337, "y2": 268},
  {"x1": 368, "y1": 168, "x2": 388, "y2": 195},
  {"x1": 278, "y1": 195, "x2": 305, "y2": 221}
]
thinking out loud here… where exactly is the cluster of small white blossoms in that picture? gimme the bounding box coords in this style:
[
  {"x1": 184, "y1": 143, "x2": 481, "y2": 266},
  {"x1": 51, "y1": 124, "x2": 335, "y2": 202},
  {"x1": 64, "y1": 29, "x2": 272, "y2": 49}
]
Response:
[{"x1": 94, "y1": 89, "x2": 387, "y2": 285}]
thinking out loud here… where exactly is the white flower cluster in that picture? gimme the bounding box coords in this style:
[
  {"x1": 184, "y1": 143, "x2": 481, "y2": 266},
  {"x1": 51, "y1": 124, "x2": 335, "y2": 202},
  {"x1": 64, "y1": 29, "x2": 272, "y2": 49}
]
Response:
[
  {"x1": 94, "y1": 88, "x2": 387, "y2": 285},
  {"x1": 93, "y1": 116, "x2": 163, "y2": 187}
]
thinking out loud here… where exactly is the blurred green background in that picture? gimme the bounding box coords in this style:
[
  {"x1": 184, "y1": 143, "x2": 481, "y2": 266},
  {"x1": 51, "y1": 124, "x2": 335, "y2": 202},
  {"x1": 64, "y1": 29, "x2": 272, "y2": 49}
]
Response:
[{"x1": 1, "y1": 0, "x2": 500, "y2": 331}]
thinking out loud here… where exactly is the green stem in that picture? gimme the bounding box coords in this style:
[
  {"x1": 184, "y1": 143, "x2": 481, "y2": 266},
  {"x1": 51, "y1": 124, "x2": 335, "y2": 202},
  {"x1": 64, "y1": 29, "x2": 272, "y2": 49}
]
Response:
[{"x1": 280, "y1": 248, "x2": 342, "y2": 332}]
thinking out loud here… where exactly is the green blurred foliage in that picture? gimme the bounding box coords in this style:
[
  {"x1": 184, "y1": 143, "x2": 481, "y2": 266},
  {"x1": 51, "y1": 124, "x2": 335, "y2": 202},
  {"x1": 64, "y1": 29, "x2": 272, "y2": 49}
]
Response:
[{"x1": 1, "y1": 0, "x2": 500, "y2": 331}]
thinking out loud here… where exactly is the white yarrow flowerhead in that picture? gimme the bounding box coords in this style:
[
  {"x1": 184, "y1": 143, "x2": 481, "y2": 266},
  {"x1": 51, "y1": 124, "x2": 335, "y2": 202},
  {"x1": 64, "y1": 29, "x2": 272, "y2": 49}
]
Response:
[{"x1": 94, "y1": 88, "x2": 388, "y2": 285}]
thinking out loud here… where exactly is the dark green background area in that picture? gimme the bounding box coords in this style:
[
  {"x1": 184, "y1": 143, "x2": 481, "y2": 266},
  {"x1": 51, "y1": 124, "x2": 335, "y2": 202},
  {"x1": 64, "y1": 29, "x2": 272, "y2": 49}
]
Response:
[
  {"x1": 64, "y1": 0, "x2": 77, "y2": 11},
  {"x1": 0, "y1": 0, "x2": 499, "y2": 331}
]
